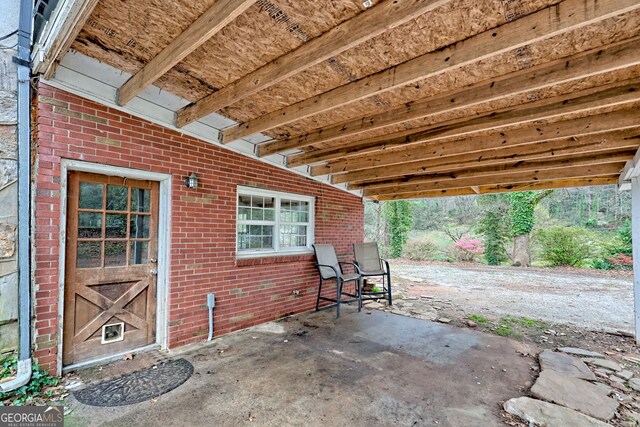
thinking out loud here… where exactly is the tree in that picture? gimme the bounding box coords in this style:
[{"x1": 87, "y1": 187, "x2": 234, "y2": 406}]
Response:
[
  {"x1": 476, "y1": 194, "x2": 509, "y2": 265},
  {"x1": 508, "y1": 190, "x2": 554, "y2": 267},
  {"x1": 383, "y1": 200, "x2": 413, "y2": 258}
]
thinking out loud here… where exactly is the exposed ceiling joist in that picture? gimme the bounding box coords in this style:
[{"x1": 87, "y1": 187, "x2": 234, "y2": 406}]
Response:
[
  {"x1": 222, "y1": 0, "x2": 640, "y2": 143},
  {"x1": 175, "y1": 0, "x2": 449, "y2": 127},
  {"x1": 312, "y1": 109, "x2": 640, "y2": 176},
  {"x1": 288, "y1": 80, "x2": 640, "y2": 168},
  {"x1": 373, "y1": 176, "x2": 618, "y2": 200},
  {"x1": 117, "y1": 0, "x2": 257, "y2": 106},
  {"x1": 363, "y1": 162, "x2": 625, "y2": 197},
  {"x1": 258, "y1": 37, "x2": 640, "y2": 157},
  {"x1": 353, "y1": 151, "x2": 634, "y2": 191},
  {"x1": 334, "y1": 130, "x2": 640, "y2": 185},
  {"x1": 42, "y1": 0, "x2": 100, "y2": 80}
]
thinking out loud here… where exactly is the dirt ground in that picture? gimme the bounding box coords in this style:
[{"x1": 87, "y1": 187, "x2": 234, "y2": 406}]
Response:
[{"x1": 392, "y1": 261, "x2": 634, "y2": 333}]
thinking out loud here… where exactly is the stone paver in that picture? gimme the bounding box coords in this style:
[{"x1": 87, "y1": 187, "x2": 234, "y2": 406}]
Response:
[
  {"x1": 539, "y1": 350, "x2": 596, "y2": 381},
  {"x1": 531, "y1": 370, "x2": 619, "y2": 421},
  {"x1": 558, "y1": 347, "x2": 605, "y2": 359},
  {"x1": 582, "y1": 358, "x2": 623, "y2": 372},
  {"x1": 504, "y1": 397, "x2": 610, "y2": 427}
]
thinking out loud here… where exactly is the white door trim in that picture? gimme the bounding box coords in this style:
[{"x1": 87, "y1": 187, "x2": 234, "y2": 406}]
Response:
[{"x1": 55, "y1": 159, "x2": 172, "y2": 374}]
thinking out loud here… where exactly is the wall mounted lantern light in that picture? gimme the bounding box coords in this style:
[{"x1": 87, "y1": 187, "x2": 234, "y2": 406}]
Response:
[{"x1": 184, "y1": 172, "x2": 198, "y2": 189}]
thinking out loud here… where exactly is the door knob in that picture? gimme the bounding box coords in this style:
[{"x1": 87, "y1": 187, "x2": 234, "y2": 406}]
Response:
[
  {"x1": 150, "y1": 258, "x2": 157, "y2": 263},
  {"x1": 150, "y1": 268, "x2": 158, "y2": 276}
]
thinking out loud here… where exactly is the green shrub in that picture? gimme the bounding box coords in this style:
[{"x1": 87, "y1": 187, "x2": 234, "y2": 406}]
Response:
[
  {"x1": 403, "y1": 238, "x2": 438, "y2": 260},
  {"x1": 535, "y1": 227, "x2": 592, "y2": 267},
  {"x1": 0, "y1": 358, "x2": 60, "y2": 405}
]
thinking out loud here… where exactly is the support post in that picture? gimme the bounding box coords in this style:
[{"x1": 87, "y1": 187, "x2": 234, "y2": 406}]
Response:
[{"x1": 632, "y1": 176, "x2": 640, "y2": 343}]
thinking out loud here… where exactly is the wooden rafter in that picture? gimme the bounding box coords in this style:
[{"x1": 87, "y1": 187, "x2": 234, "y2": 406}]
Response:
[
  {"x1": 352, "y1": 151, "x2": 634, "y2": 191},
  {"x1": 312, "y1": 110, "x2": 640, "y2": 176},
  {"x1": 117, "y1": 0, "x2": 257, "y2": 106},
  {"x1": 372, "y1": 177, "x2": 619, "y2": 200},
  {"x1": 222, "y1": 0, "x2": 640, "y2": 143},
  {"x1": 363, "y1": 162, "x2": 626, "y2": 197},
  {"x1": 288, "y1": 80, "x2": 640, "y2": 168},
  {"x1": 334, "y1": 130, "x2": 640, "y2": 185},
  {"x1": 43, "y1": 0, "x2": 100, "y2": 79},
  {"x1": 258, "y1": 37, "x2": 640, "y2": 157},
  {"x1": 175, "y1": 0, "x2": 450, "y2": 127}
]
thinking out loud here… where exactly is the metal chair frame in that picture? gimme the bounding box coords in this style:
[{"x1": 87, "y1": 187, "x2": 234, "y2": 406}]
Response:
[
  {"x1": 353, "y1": 242, "x2": 392, "y2": 306},
  {"x1": 313, "y1": 244, "x2": 362, "y2": 318}
]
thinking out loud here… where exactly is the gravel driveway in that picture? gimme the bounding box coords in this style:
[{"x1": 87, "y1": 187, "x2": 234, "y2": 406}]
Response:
[{"x1": 392, "y1": 263, "x2": 634, "y2": 333}]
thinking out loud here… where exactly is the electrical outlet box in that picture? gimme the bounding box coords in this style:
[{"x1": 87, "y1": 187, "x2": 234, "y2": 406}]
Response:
[{"x1": 207, "y1": 293, "x2": 215, "y2": 308}]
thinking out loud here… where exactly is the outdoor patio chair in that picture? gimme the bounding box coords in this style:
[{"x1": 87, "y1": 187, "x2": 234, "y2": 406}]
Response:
[
  {"x1": 353, "y1": 242, "x2": 392, "y2": 305},
  {"x1": 312, "y1": 244, "x2": 362, "y2": 318}
]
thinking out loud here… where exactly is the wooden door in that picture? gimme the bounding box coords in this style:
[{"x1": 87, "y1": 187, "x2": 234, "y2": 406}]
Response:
[{"x1": 63, "y1": 171, "x2": 159, "y2": 366}]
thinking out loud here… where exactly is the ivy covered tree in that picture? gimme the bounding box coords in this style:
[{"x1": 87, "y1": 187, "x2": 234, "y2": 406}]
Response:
[
  {"x1": 477, "y1": 194, "x2": 509, "y2": 265},
  {"x1": 508, "y1": 190, "x2": 554, "y2": 267},
  {"x1": 383, "y1": 200, "x2": 413, "y2": 258}
]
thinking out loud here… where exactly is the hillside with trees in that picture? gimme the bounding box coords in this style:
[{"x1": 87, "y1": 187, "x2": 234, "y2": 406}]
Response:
[{"x1": 365, "y1": 185, "x2": 632, "y2": 270}]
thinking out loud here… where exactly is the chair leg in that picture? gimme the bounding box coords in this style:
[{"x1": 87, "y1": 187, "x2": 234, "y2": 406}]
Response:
[
  {"x1": 387, "y1": 271, "x2": 392, "y2": 306},
  {"x1": 357, "y1": 278, "x2": 362, "y2": 312},
  {"x1": 336, "y1": 279, "x2": 341, "y2": 318},
  {"x1": 316, "y1": 277, "x2": 323, "y2": 311}
]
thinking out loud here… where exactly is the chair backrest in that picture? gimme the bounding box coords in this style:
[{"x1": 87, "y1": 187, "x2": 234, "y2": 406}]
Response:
[
  {"x1": 353, "y1": 242, "x2": 383, "y2": 272},
  {"x1": 313, "y1": 244, "x2": 340, "y2": 280}
]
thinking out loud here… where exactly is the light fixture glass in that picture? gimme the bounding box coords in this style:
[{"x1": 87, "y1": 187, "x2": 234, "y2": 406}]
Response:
[{"x1": 184, "y1": 172, "x2": 198, "y2": 189}]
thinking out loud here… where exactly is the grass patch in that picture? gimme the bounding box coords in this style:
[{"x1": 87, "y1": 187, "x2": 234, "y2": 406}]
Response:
[
  {"x1": 495, "y1": 322, "x2": 513, "y2": 337},
  {"x1": 467, "y1": 314, "x2": 488, "y2": 325}
]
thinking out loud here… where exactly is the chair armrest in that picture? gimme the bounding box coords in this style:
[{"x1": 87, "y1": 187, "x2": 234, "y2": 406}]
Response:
[
  {"x1": 381, "y1": 258, "x2": 390, "y2": 273},
  {"x1": 339, "y1": 261, "x2": 362, "y2": 275}
]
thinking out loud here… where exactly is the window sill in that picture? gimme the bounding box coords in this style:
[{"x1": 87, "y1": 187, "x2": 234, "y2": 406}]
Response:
[{"x1": 235, "y1": 251, "x2": 315, "y2": 267}]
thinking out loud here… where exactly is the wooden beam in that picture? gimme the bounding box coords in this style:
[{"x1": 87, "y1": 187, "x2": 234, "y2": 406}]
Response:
[
  {"x1": 373, "y1": 176, "x2": 618, "y2": 200},
  {"x1": 313, "y1": 110, "x2": 640, "y2": 176},
  {"x1": 222, "y1": 0, "x2": 640, "y2": 142},
  {"x1": 175, "y1": 0, "x2": 450, "y2": 127},
  {"x1": 258, "y1": 38, "x2": 640, "y2": 156},
  {"x1": 334, "y1": 130, "x2": 640, "y2": 185},
  {"x1": 357, "y1": 151, "x2": 632, "y2": 192},
  {"x1": 290, "y1": 80, "x2": 640, "y2": 168},
  {"x1": 117, "y1": 0, "x2": 257, "y2": 106},
  {"x1": 363, "y1": 162, "x2": 625, "y2": 197},
  {"x1": 43, "y1": 0, "x2": 100, "y2": 79}
]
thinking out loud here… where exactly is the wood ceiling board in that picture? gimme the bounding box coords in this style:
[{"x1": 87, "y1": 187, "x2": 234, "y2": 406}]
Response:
[
  {"x1": 372, "y1": 177, "x2": 619, "y2": 200},
  {"x1": 259, "y1": 38, "x2": 640, "y2": 156},
  {"x1": 311, "y1": 110, "x2": 640, "y2": 175},
  {"x1": 222, "y1": 0, "x2": 640, "y2": 142},
  {"x1": 287, "y1": 80, "x2": 640, "y2": 167}
]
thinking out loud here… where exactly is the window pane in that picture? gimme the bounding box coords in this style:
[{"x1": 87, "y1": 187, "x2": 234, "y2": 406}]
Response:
[
  {"x1": 77, "y1": 241, "x2": 101, "y2": 268},
  {"x1": 280, "y1": 225, "x2": 307, "y2": 248},
  {"x1": 238, "y1": 207, "x2": 250, "y2": 220},
  {"x1": 263, "y1": 197, "x2": 275, "y2": 209},
  {"x1": 264, "y1": 208, "x2": 275, "y2": 221},
  {"x1": 78, "y1": 212, "x2": 102, "y2": 238},
  {"x1": 251, "y1": 208, "x2": 264, "y2": 221},
  {"x1": 238, "y1": 195, "x2": 251, "y2": 207},
  {"x1": 106, "y1": 185, "x2": 127, "y2": 211},
  {"x1": 106, "y1": 214, "x2": 127, "y2": 238},
  {"x1": 105, "y1": 241, "x2": 127, "y2": 266},
  {"x1": 130, "y1": 215, "x2": 150, "y2": 238},
  {"x1": 79, "y1": 182, "x2": 103, "y2": 209},
  {"x1": 129, "y1": 241, "x2": 148, "y2": 265},
  {"x1": 131, "y1": 188, "x2": 151, "y2": 213}
]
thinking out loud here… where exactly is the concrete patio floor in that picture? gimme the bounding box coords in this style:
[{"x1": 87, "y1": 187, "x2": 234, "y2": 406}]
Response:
[{"x1": 65, "y1": 307, "x2": 537, "y2": 427}]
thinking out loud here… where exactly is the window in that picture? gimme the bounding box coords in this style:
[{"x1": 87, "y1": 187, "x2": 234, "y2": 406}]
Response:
[{"x1": 237, "y1": 186, "x2": 314, "y2": 256}]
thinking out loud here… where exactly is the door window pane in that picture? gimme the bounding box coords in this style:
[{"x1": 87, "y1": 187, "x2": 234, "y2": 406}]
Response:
[
  {"x1": 104, "y1": 241, "x2": 127, "y2": 266},
  {"x1": 77, "y1": 241, "x2": 101, "y2": 268},
  {"x1": 106, "y1": 185, "x2": 128, "y2": 211},
  {"x1": 79, "y1": 182, "x2": 104, "y2": 209},
  {"x1": 130, "y1": 215, "x2": 150, "y2": 238},
  {"x1": 130, "y1": 188, "x2": 151, "y2": 212},
  {"x1": 106, "y1": 214, "x2": 127, "y2": 238},
  {"x1": 129, "y1": 241, "x2": 148, "y2": 265},
  {"x1": 78, "y1": 212, "x2": 102, "y2": 238}
]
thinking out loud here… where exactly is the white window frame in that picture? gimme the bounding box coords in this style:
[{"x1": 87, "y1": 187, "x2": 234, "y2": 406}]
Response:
[{"x1": 236, "y1": 186, "x2": 315, "y2": 258}]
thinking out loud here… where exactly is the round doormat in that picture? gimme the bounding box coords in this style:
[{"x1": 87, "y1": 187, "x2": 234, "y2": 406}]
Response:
[{"x1": 74, "y1": 358, "x2": 193, "y2": 407}]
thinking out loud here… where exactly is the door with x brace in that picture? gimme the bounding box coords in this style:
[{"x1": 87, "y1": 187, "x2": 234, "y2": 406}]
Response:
[{"x1": 63, "y1": 171, "x2": 159, "y2": 366}]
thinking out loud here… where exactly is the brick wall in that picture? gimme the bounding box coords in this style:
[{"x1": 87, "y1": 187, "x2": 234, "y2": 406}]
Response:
[{"x1": 33, "y1": 83, "x2": 363, "y2": 373}]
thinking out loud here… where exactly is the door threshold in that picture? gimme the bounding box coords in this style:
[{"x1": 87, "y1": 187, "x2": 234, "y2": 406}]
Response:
[{"x1": 62, "y1": 344, "x2": 161, "y2": 373}]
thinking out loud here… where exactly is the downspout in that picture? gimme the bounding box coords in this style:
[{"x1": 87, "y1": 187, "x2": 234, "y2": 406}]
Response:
[{"x1": 0, "y1": 0, "x2": 33, "y2": 392}]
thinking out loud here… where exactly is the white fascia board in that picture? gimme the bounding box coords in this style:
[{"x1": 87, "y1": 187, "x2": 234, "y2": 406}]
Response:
[
  {"x1": 618, "y1": 150, "x2": 640, "y2": 191},
  {"x1": 44, "y1": 51, "x2": 361, "y2": 198}
]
